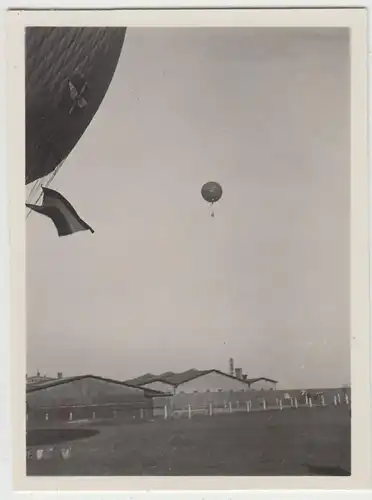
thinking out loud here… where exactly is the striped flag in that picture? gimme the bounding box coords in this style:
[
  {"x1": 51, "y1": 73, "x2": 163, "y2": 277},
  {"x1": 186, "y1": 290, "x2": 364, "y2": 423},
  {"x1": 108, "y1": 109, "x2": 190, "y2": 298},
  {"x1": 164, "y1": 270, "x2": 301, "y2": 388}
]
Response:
[{"x1": 26, "y1": 187, "x2": 94, "y2": 237}]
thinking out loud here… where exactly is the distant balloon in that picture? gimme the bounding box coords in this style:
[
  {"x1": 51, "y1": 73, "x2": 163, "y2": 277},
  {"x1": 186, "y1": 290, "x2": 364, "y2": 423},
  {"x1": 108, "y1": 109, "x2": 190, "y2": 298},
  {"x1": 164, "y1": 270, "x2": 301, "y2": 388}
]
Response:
[
  {"x1": 201, "y1": 181, "x2": 223, "y2": 203},
  {"x1": 201, "y1": 181, "x2": 223, "y2": 217}
]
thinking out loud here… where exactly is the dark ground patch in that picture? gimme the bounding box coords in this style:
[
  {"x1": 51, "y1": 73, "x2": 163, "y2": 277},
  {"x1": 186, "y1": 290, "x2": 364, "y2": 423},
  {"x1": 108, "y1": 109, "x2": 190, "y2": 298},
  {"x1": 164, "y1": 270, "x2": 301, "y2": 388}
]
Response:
[{"x1": 27, "y1": 428, "x2": 100, "y2": 446}]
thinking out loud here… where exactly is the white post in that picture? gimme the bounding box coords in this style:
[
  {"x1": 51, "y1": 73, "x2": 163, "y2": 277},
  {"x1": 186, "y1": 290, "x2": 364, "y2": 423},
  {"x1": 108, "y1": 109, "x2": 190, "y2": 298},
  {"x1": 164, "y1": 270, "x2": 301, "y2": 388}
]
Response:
[
  {"x1": 246, "y1": 401, "x2": 250, "y2": 412},
  {"x1": 337, "y1": 393, "x2": 341, "y2": 404},
  {"x1": 188, "y1": 404, "x2": 192, "y2": 419},
  {"x1": 229, "y1": 401, "x2": 232, "y2": 413},
  {"x1": 236, "y1": 400, "x2": 240, "y2": 410},
  {"x1": 345, "y1": 393, "x2": 349, "y2": 405},
  {"x1": 294, "y1": 397, "x2": 298, "y2": 409},
  {"x1": 223, "y1": 400, "x2": 227, "y2": 409},
  {"x1": 320, "y1": 394, "x2": 325, "y2": 407},
  {"x1": 140, "y1": 408, "x2": 144, "y2": 419},
  {"x1": 45, "y1": 413, "x2": 49, "y2": 421},
  {"x1": 209, "y1": 403, "x2": 212, "y2": 416},
  {"x1": 309, "y1": 398, "x2": 313, "y2": 408},
  {"x1": 263, "y1": 399, "x2": 267, "y2": 410},
  {"x1": 334, "y1": 395, "x2": 338, "y2": 406},
  {"x1": 305, "y1": 394, "x2": 309, "y2": 405},
  {"x1": 69, "y1": 412, "x2": 72, "y2": 421},
  {"x1": 61, "y1": 448, "x2": 71, "y2": 460},
  {"x1": 92, "y1": 411, "x2": 96, "y2": 419},
  {"x1": 290, "y1": 397, "x2": 294, "y2": 407},
  {"x1": 164, "y1": 405, "x2": 168, "y2": 419},
  {"x1": 279, "y1": 399, "x2": 283, "y2": 411}
]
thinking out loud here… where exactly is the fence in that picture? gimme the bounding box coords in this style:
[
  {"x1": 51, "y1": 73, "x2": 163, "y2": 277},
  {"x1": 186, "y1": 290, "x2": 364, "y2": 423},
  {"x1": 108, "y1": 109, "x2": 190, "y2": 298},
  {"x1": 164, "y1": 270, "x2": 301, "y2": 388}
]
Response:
[
  {"x1": 27, "y1": 387, "x2": 351, "y2": 425},
  {"x1": 153, "y1": 387, "x2": 351, "y2": 419},
  {"x1": 27, "y1": 401, "x2": 154, "y2": 426}
]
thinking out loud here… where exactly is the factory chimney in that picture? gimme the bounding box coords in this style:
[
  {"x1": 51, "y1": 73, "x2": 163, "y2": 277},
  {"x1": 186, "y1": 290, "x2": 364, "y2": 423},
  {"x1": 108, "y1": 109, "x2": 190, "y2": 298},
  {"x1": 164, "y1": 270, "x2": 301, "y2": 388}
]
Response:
[{"x1": 229, "y1": 358, "x2": 234, "y2": 377}]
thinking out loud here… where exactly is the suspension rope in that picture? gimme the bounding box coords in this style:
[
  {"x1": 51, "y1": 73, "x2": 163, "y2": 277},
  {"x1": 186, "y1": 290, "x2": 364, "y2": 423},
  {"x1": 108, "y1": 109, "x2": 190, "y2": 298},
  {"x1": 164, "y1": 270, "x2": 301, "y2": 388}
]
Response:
[{"x1": 26, "y1": 158, "x2": 66, "y2": 219}]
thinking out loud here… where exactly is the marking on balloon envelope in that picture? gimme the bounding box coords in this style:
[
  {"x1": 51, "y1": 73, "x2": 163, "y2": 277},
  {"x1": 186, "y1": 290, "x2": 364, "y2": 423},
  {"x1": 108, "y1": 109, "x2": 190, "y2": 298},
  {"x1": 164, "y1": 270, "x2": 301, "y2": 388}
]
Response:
[{"x1": 68, "y1": 78, "x2": 88, "y2": 115}]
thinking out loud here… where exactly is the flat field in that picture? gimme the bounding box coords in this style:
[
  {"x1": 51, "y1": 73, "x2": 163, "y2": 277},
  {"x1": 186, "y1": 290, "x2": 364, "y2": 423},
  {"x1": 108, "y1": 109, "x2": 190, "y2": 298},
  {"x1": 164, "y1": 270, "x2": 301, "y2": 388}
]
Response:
[{"x1": 26, "y1": 405, "x2": 351, "y2": 476}]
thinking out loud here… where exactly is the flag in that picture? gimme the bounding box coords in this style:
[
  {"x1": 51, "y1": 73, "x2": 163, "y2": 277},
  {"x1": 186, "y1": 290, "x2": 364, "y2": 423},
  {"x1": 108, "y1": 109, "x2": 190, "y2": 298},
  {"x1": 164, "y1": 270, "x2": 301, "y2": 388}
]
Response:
[{"x1": 26, "y1": 187, "x2": 94, "y2": 237}]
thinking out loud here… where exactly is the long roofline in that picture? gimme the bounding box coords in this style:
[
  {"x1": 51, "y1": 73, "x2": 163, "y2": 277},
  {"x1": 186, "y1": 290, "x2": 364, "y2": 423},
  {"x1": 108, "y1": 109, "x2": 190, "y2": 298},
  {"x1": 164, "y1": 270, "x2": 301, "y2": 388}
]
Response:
[
  {"x1": 142, "y1": 369, "x2": 274, "y2": 387},
  {"x1": 140, "y1": 377, "x2": 178, "y2": 387},
  {"x1": 247, "y1": 377, "x2": 278, "y2": 384},
  {"x1": 26, "y1": 374, "x2": 164, "y2": 396}
]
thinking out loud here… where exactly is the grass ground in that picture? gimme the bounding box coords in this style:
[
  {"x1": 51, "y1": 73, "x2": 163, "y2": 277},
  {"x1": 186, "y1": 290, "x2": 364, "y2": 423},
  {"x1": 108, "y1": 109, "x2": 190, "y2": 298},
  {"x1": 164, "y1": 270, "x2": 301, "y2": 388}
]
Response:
[{"x1": 26, "y1": 405, "x2": 351, "y2": 476}]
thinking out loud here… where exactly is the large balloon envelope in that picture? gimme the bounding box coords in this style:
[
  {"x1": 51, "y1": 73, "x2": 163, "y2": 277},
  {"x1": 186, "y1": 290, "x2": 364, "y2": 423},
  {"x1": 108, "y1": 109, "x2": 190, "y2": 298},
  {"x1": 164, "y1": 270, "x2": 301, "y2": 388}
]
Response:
[{"x1": 26, "y1": 27, "x2": 126, "y2": 184}]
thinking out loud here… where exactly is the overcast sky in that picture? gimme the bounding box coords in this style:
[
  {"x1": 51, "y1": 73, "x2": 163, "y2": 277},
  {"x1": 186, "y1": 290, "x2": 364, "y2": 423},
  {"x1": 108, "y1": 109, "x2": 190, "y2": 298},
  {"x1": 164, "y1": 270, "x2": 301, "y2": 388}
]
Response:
[{"x1": 26, "y1": 27, "x2": 350, "y2": 389}]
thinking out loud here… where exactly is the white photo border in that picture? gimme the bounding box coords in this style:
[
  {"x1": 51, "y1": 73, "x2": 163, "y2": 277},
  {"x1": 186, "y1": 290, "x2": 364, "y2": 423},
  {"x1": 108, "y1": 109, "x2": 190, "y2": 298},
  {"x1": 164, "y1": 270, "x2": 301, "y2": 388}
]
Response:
[{"x1": 4, "y1": 6, "x2": 370, "y2": 492}]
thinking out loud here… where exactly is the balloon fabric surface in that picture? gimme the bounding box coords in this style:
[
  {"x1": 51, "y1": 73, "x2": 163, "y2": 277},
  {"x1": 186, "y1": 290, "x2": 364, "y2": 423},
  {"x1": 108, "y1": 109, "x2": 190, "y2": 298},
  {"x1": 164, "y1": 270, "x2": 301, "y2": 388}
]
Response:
[
  {"x1": 201, "y1": 181, "x2": 223, "y2": 204},
  {"x1": 26, "y1": 27, "x2": 126, "y2": 185}
]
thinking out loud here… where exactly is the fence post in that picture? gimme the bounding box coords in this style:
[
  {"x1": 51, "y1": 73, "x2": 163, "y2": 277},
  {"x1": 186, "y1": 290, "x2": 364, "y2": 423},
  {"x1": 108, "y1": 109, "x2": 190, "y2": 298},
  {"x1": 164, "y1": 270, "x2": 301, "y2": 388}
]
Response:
[
  {"x1": 92, "y1": 411, "x2": 96, "y2": 419},
  {"x1": 294, "y1": 397, "x2": 298, "y2": 409},
  {"x1": 246, "y1": 401, "x2": 250, "y2": 412},
  {"x1": 69, "y1": 412, "x2": 72, "y2": 421},
  {"x1": 164, "y1": 405, "x2": 168, "y2": 419},
  {"x1": 320, "y1": 394, "x2": 325, "y2": 407},
  {"x1": 337, "y1": 393, "x2": 341, "y2": 405},
  {"x1": 263, "y1": 399, "x2": 267, "y2": 410},
  {"x1": 188, "y1": 404, "x2": 192, "y2": 419},
  {"x1": 45, "y1": 413, "x2": 49, "y2": 421},
  {"x1": 279, "y1": 399, "x2": 283, "y2": 411},
  {"x1": 236, "y1": 400, "x2": 240, "y2": 410},
  {"x1": 61, "y1": 448, "x2": 71, "y2": 460},
  {"x1": 334, "y1": 395, "x2": 338, "y2": 406},
  {"x1": 223, "y1": 400, "x2": 227, "y2": 409},
  {"x1": 229, "y1": 401, "x2": 232, "y2": 413},
  {"x1": 345, "y1": 393, "x2": 349, "y2": 405},
  {"x1": 140, "y1": 408, "x2": 144, "y2": 420},
  {"x1": 309, "y1": 398, "x2": 312, "y2": 408},
  {"x1": 209, "y1": 403, "x2": 213, "y2": 416}
]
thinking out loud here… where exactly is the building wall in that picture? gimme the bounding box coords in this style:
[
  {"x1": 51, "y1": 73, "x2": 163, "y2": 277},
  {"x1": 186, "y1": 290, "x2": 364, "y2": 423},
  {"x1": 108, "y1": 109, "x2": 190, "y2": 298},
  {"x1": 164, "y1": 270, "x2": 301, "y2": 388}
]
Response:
[
  {"x1": 175, "y1": 371, "x2": 250, "y2": 394},
  {"x1": 27, "y1": 403, "x2": 154, "y2": 427},
  {"x1": 141, "y1": 381, "x2": 174, "y2": 394},
  {"x1": 249, "y1": 379, "x2": 277, "y2": 391},
  {"x1": 153, "y1": 386, "x2": 352, "y2": 412},
  {"x1": 27, "y1": 377, "x2": 151, "y2": 408}
]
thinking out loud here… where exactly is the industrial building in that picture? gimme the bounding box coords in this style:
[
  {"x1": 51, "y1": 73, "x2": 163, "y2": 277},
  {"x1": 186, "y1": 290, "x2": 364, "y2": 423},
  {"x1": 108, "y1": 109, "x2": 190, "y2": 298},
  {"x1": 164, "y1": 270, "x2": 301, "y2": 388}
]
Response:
[
  {"x1": 126, "y1": 367, "x2": 278, "y2": 395},
  {"x1": 26, "y1": 371, "x2": 59, "y2": 387},
  {"x1": 26, "y1": 374, "x2": 163, "y2": 424}
]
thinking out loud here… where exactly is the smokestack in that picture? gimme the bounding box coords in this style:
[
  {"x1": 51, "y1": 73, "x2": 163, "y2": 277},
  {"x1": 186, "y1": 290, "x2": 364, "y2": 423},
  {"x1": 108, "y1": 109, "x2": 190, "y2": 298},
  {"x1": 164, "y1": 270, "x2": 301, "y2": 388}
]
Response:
[
  {"x1": 229, "y1": 358, "x2": 234, "y2": 377},
  {"x1": 235, "y1": 368, "x2": 243, "y2": 379}
]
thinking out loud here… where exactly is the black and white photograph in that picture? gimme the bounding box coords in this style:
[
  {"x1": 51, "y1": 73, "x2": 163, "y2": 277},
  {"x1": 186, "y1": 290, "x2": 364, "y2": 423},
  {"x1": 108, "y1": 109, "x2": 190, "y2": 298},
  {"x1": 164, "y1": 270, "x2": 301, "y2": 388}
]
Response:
[{"x1": 6, "y1": 7, "x2": 370, "y2": 491}]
